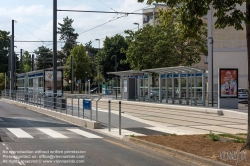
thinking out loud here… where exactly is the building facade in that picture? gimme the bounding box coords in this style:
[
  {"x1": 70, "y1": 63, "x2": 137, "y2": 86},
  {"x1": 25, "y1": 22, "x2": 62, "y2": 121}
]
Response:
[{"x1": 142, "y1": 4, "x2": 248, "y2": 91}]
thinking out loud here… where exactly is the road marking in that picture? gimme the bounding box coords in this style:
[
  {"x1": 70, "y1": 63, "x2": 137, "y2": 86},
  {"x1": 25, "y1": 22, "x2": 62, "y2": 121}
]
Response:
[
  {"x1": 7, "y1": 128, "x2": 33, "y2": 138},
  {"x1": 67, "y1": 129, "x2": 102, "y2": 138},
  {"x1": 0, "y1": 118, "x2": 4, "y2": 121},
  {"x1": 37, "y1": 128, "x2": 68, "y2": 138}
]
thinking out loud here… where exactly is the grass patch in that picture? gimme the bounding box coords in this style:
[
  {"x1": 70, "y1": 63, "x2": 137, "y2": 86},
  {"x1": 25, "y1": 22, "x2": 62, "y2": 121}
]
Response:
[
  {"x1": 170, "y1": 133, "x2": 177, "y2": 136},
  {"x1": 162, "y1": 133, "x2": 167, "y2": 136},
  {"x1": 209, "y1": 131, "x2": 220, "y2": 141},
  {"x1": 130, "y1": 134, "x2": 135, "y2": 137},
  {"x1": 236, "y1": 133, "x2": 248, "y2": 135},
  {"x1": 219, "y1": 133, "x2": 245, "y2": 143}
]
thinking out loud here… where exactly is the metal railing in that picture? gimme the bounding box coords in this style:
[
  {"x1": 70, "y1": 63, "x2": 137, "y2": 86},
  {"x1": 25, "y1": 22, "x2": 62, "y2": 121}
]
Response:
[{"x1": 1, "y1": 90, "x2": 123, "y2": 135}]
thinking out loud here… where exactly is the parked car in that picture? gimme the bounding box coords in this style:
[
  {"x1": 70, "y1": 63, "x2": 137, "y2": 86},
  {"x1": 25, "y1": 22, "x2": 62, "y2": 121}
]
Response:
[{"x1": 238, "y1": 88, "x2": 248, "y2": 103}]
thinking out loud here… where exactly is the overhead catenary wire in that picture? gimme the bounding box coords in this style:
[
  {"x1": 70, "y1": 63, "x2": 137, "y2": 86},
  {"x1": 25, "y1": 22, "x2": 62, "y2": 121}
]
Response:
[
  {"x1": 77, "y1": 5, "x2": 152, "y2": 35},
  {"x1": 97, "y1": 0, "x2": 118, "y2": 13},
  {"x1": 15, "y1": 21, "x2": 45, "y2": 43},
  {"x1": 14, "y1": 20, "x2": 52, "y2": 34}
]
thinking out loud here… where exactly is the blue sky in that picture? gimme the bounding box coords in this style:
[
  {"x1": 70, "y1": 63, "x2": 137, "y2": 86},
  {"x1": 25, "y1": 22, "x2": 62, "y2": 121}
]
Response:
[{"x1": 0, "y1": 0, "x2": 151, "y2": 55}]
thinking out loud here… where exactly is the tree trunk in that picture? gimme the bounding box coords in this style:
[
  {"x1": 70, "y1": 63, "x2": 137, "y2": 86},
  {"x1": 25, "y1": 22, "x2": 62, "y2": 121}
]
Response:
[{"x1": 242, "y1": 1, "x2": 250, "y2": 150}]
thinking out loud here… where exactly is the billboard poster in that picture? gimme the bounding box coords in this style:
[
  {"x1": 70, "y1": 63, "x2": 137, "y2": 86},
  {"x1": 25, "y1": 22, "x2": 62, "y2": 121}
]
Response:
[
  {"x1": 219, "y1": 68, "x2": 238, "y2": 98},
  {"x1": 44, "y1": 70, "x2": 63, "y2": 97}
]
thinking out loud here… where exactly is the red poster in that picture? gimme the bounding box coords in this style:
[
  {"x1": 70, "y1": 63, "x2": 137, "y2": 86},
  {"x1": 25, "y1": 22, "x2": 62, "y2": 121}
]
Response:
[{"x1": 219, "y1": 69, "x2": 238, "y2": 98}]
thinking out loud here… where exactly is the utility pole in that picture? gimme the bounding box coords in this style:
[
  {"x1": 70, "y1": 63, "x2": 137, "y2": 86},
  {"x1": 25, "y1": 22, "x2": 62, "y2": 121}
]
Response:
[
  {"x1": 20, "y1": 49, "x2": 23, "y2": 73},
  {"x1": 71, "y1": 56, "x2": 73, "y2": 94},
  {"x1": 95, "y1": 39, "x2": 101, "y2": 94},
  {"x1": 114, "y1": 55, "x2": 117, "y2": 99},
  {"x1": 32, "y1": 54, "x2": 34, "y2": 71},
  {"x1": 11, "y1": 20, "x2": 14, "y2": 95},
  {"x1": 5, "y1": 72, "x2": 6, "y2": 91},
  {"x1": 53, "y1": 0, "x2": 57, "y2": 108}
]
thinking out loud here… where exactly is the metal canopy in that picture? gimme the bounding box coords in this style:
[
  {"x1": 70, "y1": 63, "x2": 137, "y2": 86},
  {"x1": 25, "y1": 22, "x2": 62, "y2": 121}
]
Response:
[
  {"x1": 107, "y1": 70, "x2": 148, "y2": 77},
  {"x1": 142, "y1": 66, "x2": 205, "y2": 74}
]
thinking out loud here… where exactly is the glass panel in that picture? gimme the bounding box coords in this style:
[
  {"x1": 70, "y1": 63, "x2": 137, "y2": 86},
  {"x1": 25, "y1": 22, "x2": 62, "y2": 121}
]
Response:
[{"x1": 181, "y1": 78, "x2": 186, "y2": 98}]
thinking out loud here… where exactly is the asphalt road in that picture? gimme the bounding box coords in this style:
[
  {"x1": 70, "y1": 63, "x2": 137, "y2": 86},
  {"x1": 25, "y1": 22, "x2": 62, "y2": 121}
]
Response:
[{"x1": 0, "y1": 101, "x2": 199, "y2": 166}]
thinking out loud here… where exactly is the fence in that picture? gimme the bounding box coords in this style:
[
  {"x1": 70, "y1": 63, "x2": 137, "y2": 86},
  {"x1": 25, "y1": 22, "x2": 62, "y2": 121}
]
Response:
[{"x1": 1, "y1": 90, "x2": 123, "y2": 135}]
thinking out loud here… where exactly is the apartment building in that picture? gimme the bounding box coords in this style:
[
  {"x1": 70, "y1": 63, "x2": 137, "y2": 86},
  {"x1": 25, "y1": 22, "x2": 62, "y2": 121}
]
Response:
[{"x1": 142, "y1": 4, "x2": 247, "y2": 89}]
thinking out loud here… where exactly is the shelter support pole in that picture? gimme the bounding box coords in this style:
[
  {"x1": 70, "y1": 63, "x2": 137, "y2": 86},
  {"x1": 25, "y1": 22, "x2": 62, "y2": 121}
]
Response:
[
  {"x1": 194, "y1": 72, "x2": 197, "y2": 105},
  {"x1": 165, "y1": 73, "x2": 168, "y2": 103},
  {"x1": 186, "y1": 72, "x2": 189, "y2": 105},
  {"x1": 148, "y1": 74, "x2": 151, "y2": 102},
  {"x1": 202, "y1": 71, "x2": 206, "y2": 106},
  {"x1": 137, "y1": 77, "x2": 140, "y2": 101},
  {"x1": 159, "y1": 74, "x2": 162, "y2": 103},
  {"x1": 143, "y1": 76, "x2": 145, "y2": 100},
  {"x1": 120, "y1": 78, "x2": 122, "y2": 100},
  {"x1": 178, "y1": 73, "x2": 182, "y2": 104},
  {"x1": 172, "y1": 73, "x2": 174, "y2": 104}
]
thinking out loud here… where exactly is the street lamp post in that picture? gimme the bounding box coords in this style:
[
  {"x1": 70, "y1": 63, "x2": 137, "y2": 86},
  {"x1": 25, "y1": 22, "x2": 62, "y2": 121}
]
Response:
[
  {"x1": 133, "y1": 22, "x2": 139, "y2": 30},
  {"x1": 207, "y1": 37, "x2": 214, "y2": 107},
  {"x1": 114, "y1": 55, "x2": 117, "y2": 99},
  {"x1": 95, "y1": 39, "x2": 101, "y2": 95},
  {"x1": 85, "y1": 72, "x2": 88, "y2": 94}
]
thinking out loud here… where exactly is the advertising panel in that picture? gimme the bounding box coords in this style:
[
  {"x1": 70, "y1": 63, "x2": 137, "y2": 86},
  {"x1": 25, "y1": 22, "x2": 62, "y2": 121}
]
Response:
[
  {"x1": 219, "y1": 68, "x2": 238, "y2": 98},
  {"x1": 44, "y1": 70, "x2": 63, "y2": 97}
]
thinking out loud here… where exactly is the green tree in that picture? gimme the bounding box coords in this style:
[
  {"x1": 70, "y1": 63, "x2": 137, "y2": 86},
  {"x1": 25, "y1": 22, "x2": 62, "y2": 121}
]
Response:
[
  {"x1": 124, "y1": 23, "x2": 206, "y2": 70},
  {"x1": 34, "y1": 46, "x2": 53, "y2": 70},
  {"x1": 95, "y1": 34, "x2": 130, "y2": 79},
  {"x1": 22, "y1": 51, "x2": 32, "y2": 72},
  {"x1": 137, "y1": 0, "x2": 250, "y2": 150},
  {"x1": 64, "y1": 44, "x2": 91, "y2": 92},
  {"x1": 58, "y1": 16, "x2": 79, "y2": 60},
  {"x1": 0, "y1": 73, "x2": 8, "y2": 92},
  {"x1": 0, "y1": 30, "x2": 10, "y2": 73}
]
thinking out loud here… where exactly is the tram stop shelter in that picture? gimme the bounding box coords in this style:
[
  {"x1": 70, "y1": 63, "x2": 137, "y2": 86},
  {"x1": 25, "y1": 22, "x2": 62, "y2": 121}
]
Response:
[{"x1": 107, "y1": 66, "x2": 207, "y2": 106}]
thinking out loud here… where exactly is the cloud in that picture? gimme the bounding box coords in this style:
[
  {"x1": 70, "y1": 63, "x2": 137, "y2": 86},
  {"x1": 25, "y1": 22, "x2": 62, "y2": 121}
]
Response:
[{"x1": 1, "y1": 0, "x2": 151, "y2": 52}]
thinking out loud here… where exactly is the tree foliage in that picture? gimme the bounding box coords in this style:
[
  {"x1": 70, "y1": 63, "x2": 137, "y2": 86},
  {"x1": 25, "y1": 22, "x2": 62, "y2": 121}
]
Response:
[
  {"x1": 58, "y1": 16, "x2": 79, "y2": 60},
  {"x1": 34, "y1": 46, "x2": 53, "y2": 70},
  {"x1": 124, "y1": 23, "x2": 207, "y2": 70},
  {"x1": 95, "y1": 34, "x2": 130, "y2": 79},
  {"x1": 0, "y1": 30, "x2": 10, "y2": 73},
  {"x1": 0, "y1": 73, "x2": 8, "y2": 92},
  {"x1": 64, "y1": 44, "x2": 91, "y2": 84},
  {"x1": 137, "y1": 0, "x2": 250, "y2": 150},
  {"x1": 22, "y1": 51, "x2": 32, "y2": 72}
]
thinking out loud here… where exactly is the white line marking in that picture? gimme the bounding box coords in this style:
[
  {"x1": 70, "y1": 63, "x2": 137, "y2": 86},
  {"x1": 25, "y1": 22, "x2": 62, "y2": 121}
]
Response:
[
  {"x1": 2, "y1": 143, "x2": 5, "y2": 146},
  {"x1": 6, "y1": 147, "x2": 9, "y2": 150},
  {"x1": 67, "y1": 129, "x2": 102, "y2": 138},
  {"x1": 7, "y1": 128, "x2": 33, "y2": 138},
  {"x1": 0, "y1": 118, "x2": 4, "y2": 121},
  {"x1": 37, "y1": 128, "x2": 68, "y2": 138}
]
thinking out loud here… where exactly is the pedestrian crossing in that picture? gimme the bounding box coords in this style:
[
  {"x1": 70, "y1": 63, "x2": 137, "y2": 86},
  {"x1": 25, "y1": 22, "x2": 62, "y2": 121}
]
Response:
[{"x1": 5, "y1": 128, "x2": 103, "y2": 139}]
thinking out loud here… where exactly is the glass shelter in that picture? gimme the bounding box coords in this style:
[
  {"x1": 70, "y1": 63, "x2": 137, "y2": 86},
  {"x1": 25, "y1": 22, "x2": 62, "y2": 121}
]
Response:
[{"x1": 107, "y1": 66, "x2": 207, "y2": 106}]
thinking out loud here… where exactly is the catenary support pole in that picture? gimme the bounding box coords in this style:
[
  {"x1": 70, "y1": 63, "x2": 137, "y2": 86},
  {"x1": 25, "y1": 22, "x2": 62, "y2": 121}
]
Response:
[{"x1": 53, "y1": 0, "x2": 57, "y2": 109}]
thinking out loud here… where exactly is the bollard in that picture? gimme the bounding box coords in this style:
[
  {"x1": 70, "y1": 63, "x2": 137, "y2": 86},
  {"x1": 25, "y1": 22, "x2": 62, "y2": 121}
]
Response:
[
  {"x1": 108, "y1": 100, "x2": 111, "y2": 132},
  {"x1": 96, "y1": 101, "x2": 98, "y2": 122},
  {"x1": 83, "y1": 99, "x2": 85, "y2": 119},
  {"x1": 90, "y1": 104, "x2": 92, "y2": 121},
  {"x1": 66, "y1": 97, "x2": 68, "y2": 115},
  {"x1": 78, "y1": 98, "x2": 80, "y2": 118},
  {"x1": 119, "y1": 101, "x2": 121, "y2": 135},
  {"x1": 71, "y1": 97, "x2": 73, "y2": 116}
]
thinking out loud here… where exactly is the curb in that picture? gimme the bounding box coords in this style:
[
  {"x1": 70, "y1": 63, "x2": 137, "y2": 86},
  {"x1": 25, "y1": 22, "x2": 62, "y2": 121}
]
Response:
[{"x1": 123, "y1": 136, "x2": 230, "y2": 166}]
